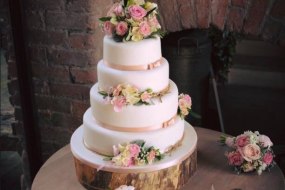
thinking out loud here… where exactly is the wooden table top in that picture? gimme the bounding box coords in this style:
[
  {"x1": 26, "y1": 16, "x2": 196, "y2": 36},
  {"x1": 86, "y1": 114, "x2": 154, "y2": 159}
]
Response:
[{"x1": 32, "y1": 127, "x2": 285, "y2": 190}]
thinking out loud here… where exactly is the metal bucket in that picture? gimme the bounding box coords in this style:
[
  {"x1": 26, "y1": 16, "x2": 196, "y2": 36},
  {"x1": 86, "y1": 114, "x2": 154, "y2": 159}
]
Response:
[{"x1": 162, "y1": 30, "x2": 211, "y2": 126}]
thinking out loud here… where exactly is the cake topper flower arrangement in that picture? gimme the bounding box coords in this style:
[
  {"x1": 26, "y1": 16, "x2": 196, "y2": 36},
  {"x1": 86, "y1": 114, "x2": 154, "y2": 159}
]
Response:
[
  {"x1": 99, "y1": 0, "x2": 165, "y2": 42},
  {"x1": 220, "y1": 131, "x2": 275, "y2": 175}
]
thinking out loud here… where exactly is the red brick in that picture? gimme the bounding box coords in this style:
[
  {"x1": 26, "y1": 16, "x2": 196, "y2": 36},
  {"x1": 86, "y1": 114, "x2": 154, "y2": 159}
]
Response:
[
  {"x1": 211, "y1": 0, "x2": 229, "y2": 30},
  {"x1": 35, "y1": 95, "x2": 71, "y2": 113},
  {"x1": 47, "y1": 49, "x2": 98, "y2": 67},
  {"x1": 227, "y1": 8, "x2": 245, "y2": 32},
  {"x1": 177, "y1": 0, "x2": 197, "y2": 28},
  {"x1": 27, "y1": 46, "x2": 47, "y2": 64},
  {"x1": 49, "y1": 82, "x2": 91, "y2": 100},
  {"x1": 25, "y1": 11, "x2": 44, "y2": 30},
  {"x1": 270, "y1": 0, "x2": 285, "y2": 20},
  {"x1": 28, "y1": 29, "x2": 68, "y2": 47},
  {"x1": 231, "y1": 0, "x2": 248, "y2": 7},
  {"x1": 33, "y1": 79, "x2": 50, "y2": 95},
  {"x1": 46, "y1": 11, "x2": 99, "y2": 31},
  {"x1": 157, "y1": 0, "x2": 181, "y2": 32},
  {"x1": 69, "y1": 67, "x2": 97, "y2": 84},
  {"x1": 50, "y1": 112, "x2": 82, "y2": 130},
  {"x1": 71, "y1": 100, "x2": 90, "y2": 118},
  {"x1": 68, "y1": 32, "x2": 97, "y2": 50},
  {"x1": 195, "y1": 0, "x2": 211, "y2": 28},
  {"x1": 31, "y1": 64, "x2": 70, "y2": 82},
  {"x1": 66, "y1": 0, "x2": 112, "y2": 13},
  {"x1": 40, "y1": 126, "x2": 73, "y2": 146},
  {"x1": 243, "y1": 0, "x2": 270, "y2": 35},
  {"x1": 26, "y1": 0, "x2": 64, "y2": 11}
]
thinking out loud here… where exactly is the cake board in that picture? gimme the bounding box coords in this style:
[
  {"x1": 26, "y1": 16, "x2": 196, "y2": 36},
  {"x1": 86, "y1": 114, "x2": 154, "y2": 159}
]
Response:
[{"x1": 71, "y1": 122, "x2": 197, "y2": 190}]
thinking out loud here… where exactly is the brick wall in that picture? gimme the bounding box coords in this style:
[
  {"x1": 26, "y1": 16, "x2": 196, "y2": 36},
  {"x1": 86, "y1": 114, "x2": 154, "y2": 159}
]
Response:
[
  {"x1": 4, "y1": 0, "x2": 285, "y2": 161},
  {"x1": 156, "y1": 0, "x2": 285, "y2": 45}
]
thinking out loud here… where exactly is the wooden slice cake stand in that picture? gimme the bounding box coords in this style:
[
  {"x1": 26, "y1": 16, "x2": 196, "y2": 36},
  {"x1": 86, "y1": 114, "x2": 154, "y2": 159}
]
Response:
[{"x1": 70, "y1": 122, "x2": 198, "y2": 190}]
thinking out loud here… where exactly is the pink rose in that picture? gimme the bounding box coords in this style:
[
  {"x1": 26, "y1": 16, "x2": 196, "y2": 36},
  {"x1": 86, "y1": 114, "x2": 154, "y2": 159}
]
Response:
[
  {"x1": 183, "y1": 94, "x2": 192, "y2": 105},
  {"x1": 235, "y1": 134, "x2": 250, "y2": 148},
  {"x1": 126, "y1": 157, "x2": 135, "y2": 167},
  {"x1": 225, "y1": 137, "x2": 235, "y2": 148},
  {"x1": 263, "y1": 152, "x2": 273, "y2": 165},
  {"x1": 227, "y1": 151, "x2": 244, "y2": 166},
  {"x1": 116, "y1": 21, "x2": 128, "y2": 36},
  {"x1": 103, "y1": 21, "x2": 114, "y2": 36},
  {"x1": 107, "y1": 3, "x2": 124, "y2": 17},
  {"x1": 111, "y1": 96, "x2": 127, "y2": 112},
  {"x1": 148, "y1": 16, "x2": 161, "y2": 28},
  {"x1": 128, "y1": 5, "x2": 147, "y2": 20},
  {"x1": 140, "y1": 91, "x2": 151, "y2": 102},
  {"x1": 239, "y1": 144, "x2": 261, "y2": 162},
  {"x1": 139, "y1": 21, "x2": 151, "y2": 37},
  {"x1": 129, "y1": 144, "x2": 141, "y2": 157},
  {"x1": 259, "y1": 135, "x2": 273, "y2": 148}
]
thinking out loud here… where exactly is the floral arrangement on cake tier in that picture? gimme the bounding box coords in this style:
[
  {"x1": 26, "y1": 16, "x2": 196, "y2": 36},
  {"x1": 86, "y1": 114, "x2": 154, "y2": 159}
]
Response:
[
  {"x1": 220, "y1": 131, "x2": 275, "y2": 175},
  {"x1": 99, "y1": 0, "x2": 165, "y2": 42},
  {"x1": 178, "y1": 93, "x2": 192, "y2": 119},
  {"x1": 99, "y1": 84, "x2": 169, "y2": 112},
  {"x1": 105, "y1": 140, "x2": 163, "y2": 167}
]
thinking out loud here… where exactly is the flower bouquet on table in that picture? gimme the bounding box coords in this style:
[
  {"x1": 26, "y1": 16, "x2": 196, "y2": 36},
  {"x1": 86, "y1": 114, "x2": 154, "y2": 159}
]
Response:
[
  {"x1": 220, "y1": 131, "x2": 275, "y2": 175},
  {"x1": 99, "y1": 0, "x2": 165, "y2": 42}
]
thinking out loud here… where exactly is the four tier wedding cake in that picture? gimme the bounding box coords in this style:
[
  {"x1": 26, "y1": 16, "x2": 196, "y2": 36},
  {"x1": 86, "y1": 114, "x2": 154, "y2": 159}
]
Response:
[{"x1": 70, "y1": 1, "x2": 197, "y2": 189}]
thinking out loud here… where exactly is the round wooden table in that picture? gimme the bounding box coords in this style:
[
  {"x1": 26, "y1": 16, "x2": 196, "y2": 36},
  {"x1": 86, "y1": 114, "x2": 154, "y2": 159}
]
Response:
[{"x1": 32, "y1": 127, "x2": 285, "y2": 190}]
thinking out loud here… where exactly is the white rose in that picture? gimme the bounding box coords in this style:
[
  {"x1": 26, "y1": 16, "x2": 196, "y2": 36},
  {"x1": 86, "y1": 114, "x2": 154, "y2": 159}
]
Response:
[{"x1": 258, "y1": 135, "x2": 273, "y2": 148}]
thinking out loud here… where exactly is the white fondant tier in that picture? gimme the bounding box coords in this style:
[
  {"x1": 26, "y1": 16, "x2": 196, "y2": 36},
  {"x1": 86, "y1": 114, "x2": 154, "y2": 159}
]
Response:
[
  {"x1": 83, "y1": 108, "x2": 184, "y2": 156},
  {"x1": 90, "y1": 81, "x2": 178, "y2": 129},
  {"x1": 71, "y1": 122, "x2": 197, "y2": 173},
  {"x1": 97, "y1": 58, "x2": 169, "y2": 92},
  {"x1": 103, "y1": 36, "x2": 161, "y2": 67}
]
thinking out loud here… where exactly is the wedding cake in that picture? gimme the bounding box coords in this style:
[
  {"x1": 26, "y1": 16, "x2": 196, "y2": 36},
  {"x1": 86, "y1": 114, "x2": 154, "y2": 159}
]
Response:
[{"x1": 70, "y1": 1, "x2": 197, "y2": 189}]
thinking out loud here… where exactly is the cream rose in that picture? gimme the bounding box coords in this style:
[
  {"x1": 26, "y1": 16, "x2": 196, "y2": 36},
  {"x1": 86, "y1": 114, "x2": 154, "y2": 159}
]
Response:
[{"x1": 240, "y1": 144, "x2": 261, "y2": 162}]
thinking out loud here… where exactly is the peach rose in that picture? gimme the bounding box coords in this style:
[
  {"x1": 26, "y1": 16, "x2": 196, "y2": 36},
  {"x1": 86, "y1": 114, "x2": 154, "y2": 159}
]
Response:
[{"x1": 240, "y1": 144, "x2": 261, "y2": 162}]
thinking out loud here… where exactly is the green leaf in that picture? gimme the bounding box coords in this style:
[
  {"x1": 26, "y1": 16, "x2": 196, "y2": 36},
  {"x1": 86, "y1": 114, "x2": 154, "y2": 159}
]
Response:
[
  {"x1": 99, "y1": 17, "x2": 111, "y2": 22},
  {"x1": 98, "y1": 91, "x2": 108, "y2": 97},
  {"x1": 146, "y1": 7, "x2": 157, "y2": 17},
  {"x1": 124, "y1": 0, "x2": 128, "y2": 7}
]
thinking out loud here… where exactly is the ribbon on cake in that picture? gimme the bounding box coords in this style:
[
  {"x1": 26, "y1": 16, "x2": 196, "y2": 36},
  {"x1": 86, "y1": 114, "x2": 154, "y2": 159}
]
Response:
[
  {"x1": 104, "y1": 58, "x2": 163, "y2": 71},
  {"x1": 96, "y1": 115, "x2": 177, "y2": 132}
]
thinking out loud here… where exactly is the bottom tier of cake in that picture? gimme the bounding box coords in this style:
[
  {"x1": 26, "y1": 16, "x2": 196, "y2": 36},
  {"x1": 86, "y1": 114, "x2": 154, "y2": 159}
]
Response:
[{"x1": 70, "y1": 122, "x2": 197, "y2": 190}]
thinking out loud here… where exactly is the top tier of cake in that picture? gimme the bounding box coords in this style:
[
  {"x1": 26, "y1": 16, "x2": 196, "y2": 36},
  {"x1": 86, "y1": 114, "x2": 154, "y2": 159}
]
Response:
[{"x1": 103, "y1": 36, "x2": 162, "y2": 68}]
